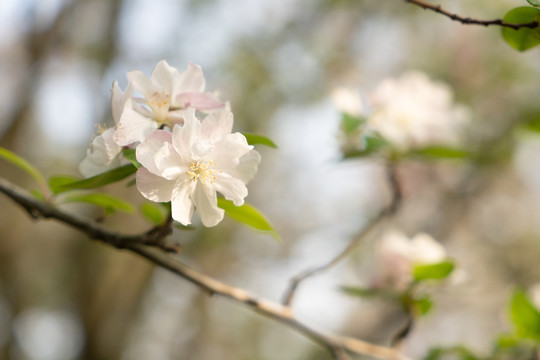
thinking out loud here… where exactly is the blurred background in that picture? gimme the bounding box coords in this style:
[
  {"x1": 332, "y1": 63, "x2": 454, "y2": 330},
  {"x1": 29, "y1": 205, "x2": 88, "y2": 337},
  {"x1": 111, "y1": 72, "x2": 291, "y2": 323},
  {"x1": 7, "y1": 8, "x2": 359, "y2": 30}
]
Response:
[{"x1": 1, "y1": 0, "x2": 540, "y2": 359}]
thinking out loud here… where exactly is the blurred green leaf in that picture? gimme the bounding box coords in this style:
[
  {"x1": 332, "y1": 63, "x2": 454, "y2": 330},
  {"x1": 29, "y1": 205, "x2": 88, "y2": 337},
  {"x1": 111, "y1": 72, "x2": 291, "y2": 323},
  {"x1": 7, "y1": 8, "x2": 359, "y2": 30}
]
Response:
[
  {"x1": 528, "y1": 0, "x2": 540, "y2": 8},
  {"x1": 62, "y1": 193, "x2": 134, "y2": 214},
  {"x1": 412, "y1": 146, "x2": 470, "y2": 160},
  {"x1": 501, "y1": 7, "x2": 540, "y2": 51},
  {"x1": 340, "y1": 113, "x2": 364, "y2": 134},
  {"x1": 243, "y1": 133, "x2": 278, "y2": 148},
  {"x1": 523, "y1": 116, "x2": 540, "y2": 133},
  {"x1": 217, "y1": 198, "x2": 280, "y2": 241},
  {"x1": 0, "y1": 147, "x2": 48, "y2": 196},
  {"x1": 122, "y1": 149, "x2": 142, "y2": 168},
  {"x1": 343, "y1": 135, "x2": 387, "y2": 158},
  {"x1": 510, "y1": 289, "x2": 540, "y2": 340},
  {"x1": 49, "y1": 175, "x2": 81, "y2": 195},
  {"x1": 424, "y1": 346, "x2": 479, "y2": 360},
  {"x1": 141, "y1": 202, "x2": 167, "y2": 224},
  {"x1": 412, "y1": 296, "x2": 433, "y2": 316},
  {"x1": 413, "y1": 261, "x2": 455, "y2": 282},
  {"x1": 340, "y1": 286, "x2": 398, "y2": 301},
  {"x1": 57, "y1": 164, "x2": 137, "y2": 191}
]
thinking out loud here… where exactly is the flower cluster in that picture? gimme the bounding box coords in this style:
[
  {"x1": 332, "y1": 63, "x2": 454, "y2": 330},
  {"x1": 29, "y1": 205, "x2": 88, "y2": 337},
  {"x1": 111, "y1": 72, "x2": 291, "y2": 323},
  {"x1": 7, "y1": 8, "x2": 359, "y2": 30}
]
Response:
[
  {"x1": 333, "y1": 71, "x2": 469, "y2": 152},
  {"x1": 80, "y1": 61, "x2": 260, "y2": 227}
]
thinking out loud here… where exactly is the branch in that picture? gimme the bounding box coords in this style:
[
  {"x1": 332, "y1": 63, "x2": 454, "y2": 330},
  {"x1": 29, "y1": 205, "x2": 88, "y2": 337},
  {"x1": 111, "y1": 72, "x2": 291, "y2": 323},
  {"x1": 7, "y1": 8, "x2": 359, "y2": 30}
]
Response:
[
  {"x1": 405, "y1": 0, "x2": 539, "y2": 30},
  {"x1": 282, "y1": 165, "x2": 402, "y2": 306},
  {"x1": 0, "y1": 177, "x2": 179, "y2": 253},
  {"x1": 0, "y1": 176, "x2": 411, "y2": 360}
]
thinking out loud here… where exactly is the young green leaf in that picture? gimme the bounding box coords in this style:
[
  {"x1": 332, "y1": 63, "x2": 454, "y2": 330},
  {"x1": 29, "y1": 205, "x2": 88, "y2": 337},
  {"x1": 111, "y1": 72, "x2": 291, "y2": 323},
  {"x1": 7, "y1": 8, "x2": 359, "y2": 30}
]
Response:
[
  {"x1": 141, "y1": 203, "x2": 167, "y2": 224},
  {"x1": 411, "y1": 296, "x2": 433, "y2": 315},
  {"x1": 413, "y1": 261, "x2": 455, "y2": 282},
  {"x1": 340, "y1": 113, "x2": 364, "y2": 134},
  {"x1": 342, "y1": 135, "x2": 387, "y2": 158},
  {"x1": 62, "y1": 193, "x2": 135, "y2": 214},
  {"x1": 217, "y1": 198, "x2": 280, "y2": 241},
  {"x1": 243, "y1": 133, "x2": 278, "y2": 148},
  {"x1": 528, "y1": 0, "x2": 540, "y2": 8},
  {"x1": 412, "y1": 146, "x2": 470, "y2": 160},
  {"x1": 56, "y1": 164, "x2": 137, "y2": 191},
  {"x1": 340, "y1": 286, "x2": 398, "y2": 301},
  {"x1": 501, "y1": 7, "x2": 540, "y2": 51},
  {"x1": 0, "y1": 147, "x2": 48, "y2": 196},
  {"x1": 49, "y1": 175, "x2": 81, "y2": 195},
  {"x1": 510, "y1": 289, "x2": 540, "y2": 340},
  {"x1": 122, "y1": 148, "x2": 142, "y2": 168}
]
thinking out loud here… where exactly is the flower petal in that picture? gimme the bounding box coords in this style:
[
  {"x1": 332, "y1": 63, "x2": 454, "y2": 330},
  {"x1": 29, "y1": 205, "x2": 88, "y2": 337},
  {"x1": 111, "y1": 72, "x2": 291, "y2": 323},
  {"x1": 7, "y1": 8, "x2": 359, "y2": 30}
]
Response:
[
  {"x1": 111, "y1": 81, "x2": 133, "y2": 123},
  {"x1": 176, "y1": 92, "x2": 225, "y2": 111},
  {"x1": 136, "y1": 167, "x2": 175, "y2": 203},
  {"x1": 227, "y1": 150, "x2": 261, "y2": 184},
  {"x1": 114, "y1": 99, "x2": 158, "y2": 146},
  {"x1": 174, "y1": 62, "x2": 205, "y2": 95},
  {"x1": 199, "y1": 110, "x2": 233, "y2": 143},
  {"x1": 151, "y1": 60, "x2": 177, "y2": 94},
  {"x1": 127, "y1": 70, "x2": 154, "y2": 95},
  {"x1": 170, "y1": 177, "x2": 195, "y2": 225},
  {"x1": 214, "y1": 172, "x2": 248, "y2": 206},
  {"x1": 172, "y1": 108, "x2": 200, "y2": 161},
  {"x1": 208, "y1": 133, "x2": 253, "y2": 170},
  {"x1": 136, "y1": 130, "x2": 173, "y2": 174},
  {"x1": 192, "y1": 182, "x2": 224, "y2": 227}
]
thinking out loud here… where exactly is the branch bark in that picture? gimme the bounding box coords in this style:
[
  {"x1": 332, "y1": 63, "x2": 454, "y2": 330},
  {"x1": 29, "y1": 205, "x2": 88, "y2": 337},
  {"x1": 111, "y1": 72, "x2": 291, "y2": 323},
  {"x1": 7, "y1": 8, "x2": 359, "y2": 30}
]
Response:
[
  {"x1": 0, "y1": 176, "x2": 410, "y2": 360},
  {"x1": 405, "y1": 0, "x2": 539, "y2": 30}
]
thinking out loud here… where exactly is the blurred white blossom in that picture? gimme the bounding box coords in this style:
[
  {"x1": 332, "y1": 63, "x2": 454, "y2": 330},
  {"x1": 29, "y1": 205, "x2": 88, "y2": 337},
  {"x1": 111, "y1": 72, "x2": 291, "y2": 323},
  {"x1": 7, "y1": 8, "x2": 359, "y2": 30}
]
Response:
[
  {"x1": 373, "y1": 230, "x2": 447, "y2": 290},
  {"x1": 368, "y1": 71, "x2": 468, "y2": 150},
  {"x1": 332, "y1": 87, "x2": 365, "y2": 118}
]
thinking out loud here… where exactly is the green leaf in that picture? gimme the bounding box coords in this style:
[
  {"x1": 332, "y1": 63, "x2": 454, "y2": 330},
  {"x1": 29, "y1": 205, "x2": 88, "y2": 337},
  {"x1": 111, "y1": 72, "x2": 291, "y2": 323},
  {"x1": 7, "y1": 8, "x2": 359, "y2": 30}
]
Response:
[
  {"x1": 342, "y1": 135, "x2": 388, "y2": 158},
  {"x1": 57, "y1": 164, "x2": 137, "y2": 191},
  {"x1": 340, "y1": 286, "x2": 398, "y2": 301},
  {"x1": 412, "y1": 296, "x2": 433, "y2": 315},
  {"x1": 122, "y1": 149, "x2": 142, "y2": 168},
  {"x1": 340, "y1": 113, "x2": 364, "y2": 134},
  {"x1": 62, "y1": 193, "x2": 134, "y2": 214},
  {"x1": 425, "y1": 346, "x2": 479, "y2": 360},
  {"x1": 501, "y1": 7, "x2": 540, "y2": 51},
  {"x1": 243, "y1": 133, "x2": 278, "y2": 148},
  {"x1": 413, "y1": 261, "x2": 455, "y2": 282},
  {"x1": 523, "y1": 116, "x2": 540, "y2": 133},
  {"x1": 49, "y1": 175, "x2": 81, "y2": 195},
  {"x1": 217, "y1": 198, "x2": 280, "y2": 241},
  {"x1": 141, "y1": 203, "x2": 167, "y2": 225},
  {"x1": 528, "y1": 0, "x2": 540, "y2": 8},
  {"x1": 510, "y1": 289, "x2": 540, "y2": 340},
  {"x1": 412, "y1": 146, "x2": 470, "y2": 160},
  {"x1": 0, "y1": 147, "x2": 48, "y2": 195}
]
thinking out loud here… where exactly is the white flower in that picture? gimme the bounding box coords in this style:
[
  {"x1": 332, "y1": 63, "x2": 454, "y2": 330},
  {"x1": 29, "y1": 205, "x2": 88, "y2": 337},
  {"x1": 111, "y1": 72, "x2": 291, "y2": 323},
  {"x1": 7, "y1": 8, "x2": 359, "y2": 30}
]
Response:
[
  {"x1": 114, "y1": 60, "x2": 225, "y2": 146},
  {"x1": 79, "y1": 81, "x2": 132, "y2": 177},
  {"x1": 332, "y1": 87, "x2": 365, "y2": 117},
  {"x1": 135, "y1": 108, "x2": 260, "y2": 227},
  {"x1": 368, "y1": 71, "x2": 468, "y2": 150},
  {"x1": 374, "y1": 230, "x2": 447, "y2": 290}
]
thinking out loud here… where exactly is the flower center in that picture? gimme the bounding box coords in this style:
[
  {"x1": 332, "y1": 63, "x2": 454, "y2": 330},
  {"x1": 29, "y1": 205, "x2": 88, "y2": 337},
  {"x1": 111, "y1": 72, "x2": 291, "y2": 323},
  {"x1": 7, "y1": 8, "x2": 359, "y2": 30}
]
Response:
[
  {"x1": 187, "y1": 160, "x2": 217, "y2": 184},
  {"x1": 146, "y1": 91, "x2": 171, "y2": 123}
]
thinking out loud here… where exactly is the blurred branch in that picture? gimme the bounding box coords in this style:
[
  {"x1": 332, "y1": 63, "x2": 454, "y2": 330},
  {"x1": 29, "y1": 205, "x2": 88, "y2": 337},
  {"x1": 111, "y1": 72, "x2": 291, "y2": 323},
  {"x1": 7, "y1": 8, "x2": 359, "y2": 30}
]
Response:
[
  {"x1": 405, "y1": 0, "x2": 539, "y2": 30},
  {"x1": 282, "y1": 164, "x2": 401, "y2": 306},
  {"x1": 0, "y1": 175, "x2": 410, "y2": 360},
  {"x1": 0, "y1": 177, "x2": 179, "y2": 252}
]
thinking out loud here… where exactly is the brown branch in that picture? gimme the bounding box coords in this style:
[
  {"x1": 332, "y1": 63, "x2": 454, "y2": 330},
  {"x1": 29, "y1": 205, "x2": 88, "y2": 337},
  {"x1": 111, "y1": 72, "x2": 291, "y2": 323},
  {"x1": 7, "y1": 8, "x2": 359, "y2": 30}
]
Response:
[
  {"x1": 0, "y1": 177, "x2": 179, "y2": 253},
  {"x1": 282, "y1": 165, "x2": 402, "y2": 306},
  {"x1": 0, "y1": 175, "x2": 411, "y2": 360},
  {"x1": 405, "y1": 0, "x2": 539, "y2": 30}
]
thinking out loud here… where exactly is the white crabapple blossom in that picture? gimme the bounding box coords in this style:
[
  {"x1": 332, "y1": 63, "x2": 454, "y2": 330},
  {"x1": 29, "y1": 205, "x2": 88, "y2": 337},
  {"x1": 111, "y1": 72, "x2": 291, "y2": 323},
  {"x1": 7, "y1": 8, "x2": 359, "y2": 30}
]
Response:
[
  {"x1": 368, "y1": 71, "x2": 469, "y2": 150},
  {"x1": 113, "y1": 60, "x2": 225, "y2": 147},
  {"x1": 79, "y1": 81, "x2": 133, "y2": 177},
  {"x1": 135, "y1": 108, "x2": 260, "y2": 227},
  {"x1": 372, "y1": 230, "x2": 448, "y2": 291}
]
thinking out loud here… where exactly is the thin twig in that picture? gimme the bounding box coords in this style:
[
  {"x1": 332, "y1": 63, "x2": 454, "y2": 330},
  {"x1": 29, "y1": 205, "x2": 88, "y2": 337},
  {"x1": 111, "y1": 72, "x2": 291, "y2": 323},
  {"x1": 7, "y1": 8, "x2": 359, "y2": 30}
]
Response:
[
  {"x1": 405, "y1": 0, "x2": 539, "y2": 30},
  {"x1": 281, "y1": 165, "x2": 402, "y2": 306},
  {"x1": 0, "y1": 177, "x2": 179, "y2": 253},
  {"x1": 0, "y1": 176, "x2": 411, "y2": 360}
]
